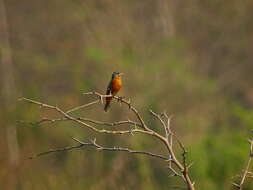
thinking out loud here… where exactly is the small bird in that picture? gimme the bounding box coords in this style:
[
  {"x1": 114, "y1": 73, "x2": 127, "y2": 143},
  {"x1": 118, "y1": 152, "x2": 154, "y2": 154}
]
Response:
[{"x1": 104, "y1": 72, "x2": 124, "y2": 112}]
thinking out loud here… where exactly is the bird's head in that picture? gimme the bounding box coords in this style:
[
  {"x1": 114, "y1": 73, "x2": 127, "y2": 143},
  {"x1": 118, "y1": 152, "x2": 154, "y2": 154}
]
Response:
[{"x1": 112, "y1": 72, "x2": 124, "y2": 79}]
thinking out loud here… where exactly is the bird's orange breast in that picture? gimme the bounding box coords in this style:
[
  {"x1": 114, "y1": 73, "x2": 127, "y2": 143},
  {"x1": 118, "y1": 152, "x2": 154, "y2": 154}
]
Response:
[{"x1": 111, "y1": 76, "x2": 122, "y2": 94}]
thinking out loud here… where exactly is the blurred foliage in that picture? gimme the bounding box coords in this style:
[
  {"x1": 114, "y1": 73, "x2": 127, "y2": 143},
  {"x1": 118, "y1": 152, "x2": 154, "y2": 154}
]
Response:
[{"x1": 1, "y1": 0, "x2": 253, "y2": 189}]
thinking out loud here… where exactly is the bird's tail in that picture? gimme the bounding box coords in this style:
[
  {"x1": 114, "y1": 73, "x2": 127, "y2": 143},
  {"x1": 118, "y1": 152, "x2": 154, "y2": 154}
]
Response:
[
  {"x1": 104, "y1": 98, "x2": 112, "y2": 112},
  {"x1": 104, "y1": 103, "x2": 110, "y2": 112}
]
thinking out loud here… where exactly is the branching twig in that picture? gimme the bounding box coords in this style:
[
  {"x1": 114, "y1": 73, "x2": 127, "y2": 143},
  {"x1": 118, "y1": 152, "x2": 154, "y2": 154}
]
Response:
[
  {"x1": 150, "y1": 109, "x2": 168, "y2": 138},
  {"x1": 20, "y1": 92, "x2": 195, "y2": 190},
  {"x1": 30, "y1": 137, "x2": 172, "y2": 161},
  {"x1": 162, "y1": 112, "x2": 174, "y2": 145},
  {"x1": 18, "y1": 97, "x2": 147, "y2": 135},
  {"x1": 233, "y1": 139, "x2": 253, "y2": 189},
  {"x1": 83, "y1": 92, "x2": 149, "y2": 131}
]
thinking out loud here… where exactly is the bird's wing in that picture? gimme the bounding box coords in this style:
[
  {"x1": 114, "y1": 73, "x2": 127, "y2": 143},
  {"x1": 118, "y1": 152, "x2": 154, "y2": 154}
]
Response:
[{"x1": 106, "y1": 80, "x2": 112, "y2": 95}]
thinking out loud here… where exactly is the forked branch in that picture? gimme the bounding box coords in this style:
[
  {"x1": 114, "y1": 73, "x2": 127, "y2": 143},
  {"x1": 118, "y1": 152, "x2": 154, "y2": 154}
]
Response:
[
  {"x1": 29, "y1": 137, "x2": 171, "y2": 161},
  {"x1": 19, "y1": 92, "x2": 195, "y2": 190}
]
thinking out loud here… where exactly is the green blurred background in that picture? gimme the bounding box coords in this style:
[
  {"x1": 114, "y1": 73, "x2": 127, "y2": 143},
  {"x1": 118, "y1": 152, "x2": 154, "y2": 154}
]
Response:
[{"x1": 1, "y1": 0, "x2": 253, "y2": 189}]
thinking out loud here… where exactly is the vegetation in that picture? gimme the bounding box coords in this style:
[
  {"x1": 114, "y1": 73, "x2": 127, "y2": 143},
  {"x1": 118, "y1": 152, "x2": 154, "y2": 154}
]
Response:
[{"x1": 1, "y1": 0, "x2": 253, "y2": 189}]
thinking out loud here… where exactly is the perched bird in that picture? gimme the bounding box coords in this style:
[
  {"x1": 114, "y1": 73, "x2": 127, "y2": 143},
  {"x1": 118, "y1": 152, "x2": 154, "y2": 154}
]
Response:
[{"x1": 104, "y1": 72, "x2": 124, "y2": 112}]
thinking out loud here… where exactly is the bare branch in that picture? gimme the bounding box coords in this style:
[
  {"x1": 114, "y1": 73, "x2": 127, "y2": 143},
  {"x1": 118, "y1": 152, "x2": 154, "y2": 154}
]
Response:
[
  {"x1": 233, "y1": 139, "x2": 253, "y2": 189},
  {"x1": 83, "y1": 92, "x2": 149, "y2": 131},
  {"x1": 66, "y1": 99, "x2": 100, "y2": 113},
  {"x1": 19, "y1": 117, "x2": 141, "y2": 129},
  {"x1": 162, "y1": 112, "x2": 174, "y2": 143},
  {"x1": 19, "y1": 97, "x2": 148, "y2": 135},
  {"x1": 150, "y1": 109, "x2": 168, "y2": 138},
  {"x1": 29, "y1": 143, "x2": 85, "y2": 159},
  {"x1": 17, "y1": 118, "x2": 67, "y2": 127},
  {"x1": 167, "y1": 165, "x2": 182, "y2": 178},
  {"x1": 30, "y1": 137, "x2": 171, "y2": 162},
  {"x1": 77, "y1": 117, "x2": 142, "y2": 128},
  {"x1": 20, "y1": 92, "x2": 196, "y2": 190}
]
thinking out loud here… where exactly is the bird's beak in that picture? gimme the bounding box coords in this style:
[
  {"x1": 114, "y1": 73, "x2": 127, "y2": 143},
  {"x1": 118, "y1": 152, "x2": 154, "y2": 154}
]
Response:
[{"x1": 119, "y1": 73, "x2": 124, "y2": 76}]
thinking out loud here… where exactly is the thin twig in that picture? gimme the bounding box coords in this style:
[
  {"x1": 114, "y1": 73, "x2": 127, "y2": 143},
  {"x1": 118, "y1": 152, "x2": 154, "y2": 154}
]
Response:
[
  {"x1": 30, "y1": 137, "x2": 171, "y2": 161},
  {"x1": 66, "y1": 100, "x2": 100, "y2": 113},
  {"x1": 19, "y1": 117, "x2": 141, "y2": 129},
  {"x1": 17, "y1": 118, "x2": 68, "y2": 126},
  {"x1": 29, "y1": 144, "x2": 85, "y2": 159},
  {"x1": 150, "y1": 109, "x2": 168, "y2": 138},
  {"x1": 233, "y1": 139, "x2": 253, "y2": 189},
  {"x1": 163, "y1": 112, "x2": 174, "y2": 144},
  {"x1": 77, "y1": 117, "x2": 142, "y2": 128}
]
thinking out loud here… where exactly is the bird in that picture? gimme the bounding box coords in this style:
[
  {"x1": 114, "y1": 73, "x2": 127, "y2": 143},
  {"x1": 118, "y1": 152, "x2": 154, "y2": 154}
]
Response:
[{"x1": 104, "y1": 72, "x2": 124, "y2": 112}]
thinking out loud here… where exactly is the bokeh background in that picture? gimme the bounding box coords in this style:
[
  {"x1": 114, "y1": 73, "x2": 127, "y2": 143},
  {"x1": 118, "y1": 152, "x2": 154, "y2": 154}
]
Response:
[{"x1": 1, "y1": 0, "x2": 253, "y2": 189}]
